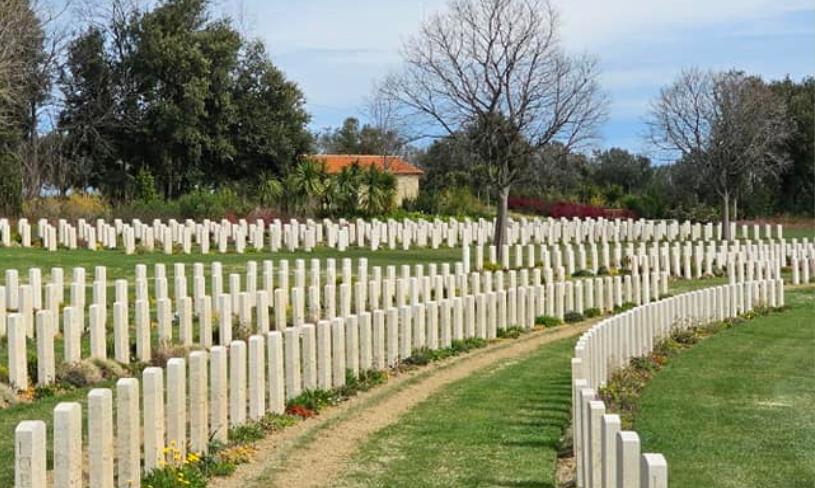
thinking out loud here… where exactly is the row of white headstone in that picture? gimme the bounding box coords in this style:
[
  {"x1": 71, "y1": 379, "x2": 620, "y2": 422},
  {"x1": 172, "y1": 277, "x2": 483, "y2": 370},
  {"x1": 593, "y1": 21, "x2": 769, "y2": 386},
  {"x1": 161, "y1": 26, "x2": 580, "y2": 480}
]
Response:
[
  {"x1": 472, "y1": 237, "x2": 810, "y2": 278},
  {"x1": 13, "y1": 270, "x2": 592, "y2": 488},
  {"x1": 2, "y1": 232, "x2": 808, "y2": 330},
  {"x1": 5, "y1": 254, "x2": 679, "y2": 391},
  {"x1": 0, "y1": 216, "x2": 790, "y2": 254},
  {"x1": 13, "y1": 273, "x2": 786, "y2": 488},
  {"x1": 571, "y1": 278, "x2": 785, "y2": 488}
]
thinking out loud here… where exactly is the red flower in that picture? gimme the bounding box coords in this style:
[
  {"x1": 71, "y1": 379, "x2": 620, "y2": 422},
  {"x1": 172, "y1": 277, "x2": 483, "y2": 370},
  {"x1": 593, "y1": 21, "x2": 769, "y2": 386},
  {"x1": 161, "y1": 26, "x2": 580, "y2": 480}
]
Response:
[{"x1": 285, "y1": 405, "x2": 317, "y2": 418}]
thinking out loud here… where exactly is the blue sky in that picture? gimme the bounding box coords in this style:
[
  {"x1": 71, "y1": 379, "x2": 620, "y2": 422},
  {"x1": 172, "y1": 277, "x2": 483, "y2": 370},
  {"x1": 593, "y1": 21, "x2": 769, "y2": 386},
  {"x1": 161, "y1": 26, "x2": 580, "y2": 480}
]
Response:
[{"x1": 220, "y1": 0, "x2": 814, "y2": 157}]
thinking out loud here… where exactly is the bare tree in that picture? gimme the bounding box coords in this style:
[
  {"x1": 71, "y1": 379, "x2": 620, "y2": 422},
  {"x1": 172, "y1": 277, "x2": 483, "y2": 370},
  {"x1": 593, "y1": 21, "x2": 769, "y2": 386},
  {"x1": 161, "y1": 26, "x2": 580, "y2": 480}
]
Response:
[
  {"x1": 382, "y1": 0, "x2": 608, "y2": 252},
  {"x1": 647, "y1": 68, "x2": 792, "y2": 239},
  {"x1": 363, "y1": 85, "x2": 409, "y2": 169},
  {"x1": 0, "y1": 0, "x2": 41, "y2": 133}
]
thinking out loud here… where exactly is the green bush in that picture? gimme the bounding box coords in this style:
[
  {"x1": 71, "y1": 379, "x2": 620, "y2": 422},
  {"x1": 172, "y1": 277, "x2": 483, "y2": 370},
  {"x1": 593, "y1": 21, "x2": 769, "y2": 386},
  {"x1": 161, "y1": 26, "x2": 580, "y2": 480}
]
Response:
[
  {"x1": 564, "y1": 311, "x2": 585, "y2": 323},
  {"x1": 135, "y1": 166, "x2": 159, "y2": 201},
  {"x1": 286, "y1": 389, "x2": 338, "y2": 413},
  {"x1": 496, "y1": 326, "x2": 525, "y2": 339},
  {"x1": 613, "y1": 302, "x2": 636, "y2": 313},
  {"x1": 535, "y1": 315, "x2": 563, "y2": 327},
  {"x1": 584, "y1": 307, "x2": 602, "y2": 318},
  {"x1": 402, "y1": 186, "x2": 493, "y2": 219},
  {"x1": 571, "y1": 269, "x2": 594, "y2": 277}
]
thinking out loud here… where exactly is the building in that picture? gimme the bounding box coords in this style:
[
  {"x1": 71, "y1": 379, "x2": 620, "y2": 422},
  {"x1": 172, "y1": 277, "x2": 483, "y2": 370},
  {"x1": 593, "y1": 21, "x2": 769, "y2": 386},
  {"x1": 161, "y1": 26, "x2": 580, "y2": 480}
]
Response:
[{"x1": 311, "y1": 154, "x2": 424, "y2": 206}]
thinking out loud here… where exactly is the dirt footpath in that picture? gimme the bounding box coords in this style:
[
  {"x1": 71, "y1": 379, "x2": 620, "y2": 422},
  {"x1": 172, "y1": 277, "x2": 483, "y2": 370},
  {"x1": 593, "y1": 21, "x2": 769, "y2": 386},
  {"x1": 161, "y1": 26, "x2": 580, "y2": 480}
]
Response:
[{"x1": 212, "y1": 322, "x2": 594, "y2": 488}]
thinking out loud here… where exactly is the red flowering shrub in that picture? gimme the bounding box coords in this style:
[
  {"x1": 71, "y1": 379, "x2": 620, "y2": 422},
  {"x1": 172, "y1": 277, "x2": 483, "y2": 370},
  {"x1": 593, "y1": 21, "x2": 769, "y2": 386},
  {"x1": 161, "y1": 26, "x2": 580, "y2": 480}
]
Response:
[
  {"x1": 285, "y1": 405, "x2": 317, "y2": 418},
  {"x1": 507, "y1": 196, "x2": 548, "y2": 214},
  {"x1": 508, "y1": 196, "x2": 638, "y2": 219}
]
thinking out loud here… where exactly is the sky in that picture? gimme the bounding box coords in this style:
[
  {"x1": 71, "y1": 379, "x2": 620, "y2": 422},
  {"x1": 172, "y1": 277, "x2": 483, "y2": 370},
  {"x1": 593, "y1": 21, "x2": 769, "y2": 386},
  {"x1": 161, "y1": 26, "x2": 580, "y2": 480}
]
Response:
[{"x1": 218, "y1": 0, "x2": 814, "y2": 158}]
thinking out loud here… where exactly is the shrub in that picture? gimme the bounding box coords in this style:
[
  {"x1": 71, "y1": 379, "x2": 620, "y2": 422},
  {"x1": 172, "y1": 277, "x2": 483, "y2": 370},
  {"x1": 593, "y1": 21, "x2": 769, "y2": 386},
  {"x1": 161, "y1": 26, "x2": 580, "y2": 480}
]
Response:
[
  {"x1": 141, "y1": 447, "x2": 208, "y2": 488},
  {"x1": 229, "y1": 422, "x2": 266, "y2": 443},
  {"x1": 335, "y1": 369, "x2": 388, "y2": 399},
  {"x1": 564, "y1": 311, "x2": 585, "y2": 323},
  {"x1": 135, "y1": 166, "x2": 159, "y2": 201},
  {"x1": 613, "y1": 302, "x2": 636, "y2": 313},
  {"x1": 454, "y1": 337, "x2": 488, "y2": 351},
  {"x1": 404, "y1": 348, "x2": 436, "y2": 366},
  {"x1": 535, "y1": 315, "x2": 563, "y2": 327},
  {"x1": 482, "y1": 262, "x2": 502, "y2": 272},
  {"x1": 286, "y1": 389, "x2": 337, "y2": 413},
  {"x1": 571, "y1": 269, "x2": 594, "y2": 277},
  {"x1": 671, "y1": 327, "x2": 699, "y2": 346},
  {"x1": 584, "y1": 307, "x2": 602, "y2": 318},
  {"x1": 0, "y1": 383, "x2": 19, "y2": 409},
  {"x1": 113, "y1": 198, "x2": 180, "y2": 221},
  {"x1": 507, "y1": 198, "x2": 639, "y2": 219},
  {"x1": 56, "y1": 360, "x2": 103, "y2": 388},
  {"x1": 89, "y1": 357, "x2": 128, "y2": 380},
  {"x1": 596, "y1": 266, "x2": 611, "y2": 276},
  {"x1": 33, "y1": 384, "x2": 56, "y2": 400},
  {"x1": 24, "y1": 193, "x2": 111, "y2": 221},
  {"x1": 496, "y1": 326, "x2": 525, "y2": 339}
]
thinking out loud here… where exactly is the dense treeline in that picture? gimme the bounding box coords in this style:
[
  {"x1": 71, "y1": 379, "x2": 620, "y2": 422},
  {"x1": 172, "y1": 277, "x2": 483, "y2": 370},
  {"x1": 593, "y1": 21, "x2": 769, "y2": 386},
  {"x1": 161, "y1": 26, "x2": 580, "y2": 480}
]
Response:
[
  {"x1": 1, "y1": 0, "x2": 311, "y2": 212},
  {"x1": 0, "y1": 0, "x2": 811, "y2": 222}
]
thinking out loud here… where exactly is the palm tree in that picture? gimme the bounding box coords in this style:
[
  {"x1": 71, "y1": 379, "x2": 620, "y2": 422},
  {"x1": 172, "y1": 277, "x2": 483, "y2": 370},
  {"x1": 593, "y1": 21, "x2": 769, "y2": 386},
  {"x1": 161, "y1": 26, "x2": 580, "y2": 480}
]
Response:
[
  {"x1": 334, "y1": 161, "x2": 363, "y2": 216},
  {"x1": 285, "y1": 158, "x2": 326, "y2": 215},
  {"x1": 257, "y1": 172, "x2": 284, "y2": 207},
  {"x1": 361, "y1": 165, "x2": 397, "y2": 216}
]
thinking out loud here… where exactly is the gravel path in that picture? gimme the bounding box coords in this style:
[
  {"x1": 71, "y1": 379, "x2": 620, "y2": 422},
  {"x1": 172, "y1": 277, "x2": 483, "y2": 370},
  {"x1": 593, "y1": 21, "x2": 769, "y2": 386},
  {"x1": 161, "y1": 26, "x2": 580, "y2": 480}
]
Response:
[{"x1": 211, "y1": 322, "x2": 594, "y2": 488}]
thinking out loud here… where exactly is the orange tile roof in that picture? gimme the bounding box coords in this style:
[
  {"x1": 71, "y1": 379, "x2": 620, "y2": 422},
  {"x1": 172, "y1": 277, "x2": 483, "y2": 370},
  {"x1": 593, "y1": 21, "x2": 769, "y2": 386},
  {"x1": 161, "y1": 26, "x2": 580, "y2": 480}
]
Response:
[{"x1": 311, "y1": 154, "x2": 424, "y2": 176}]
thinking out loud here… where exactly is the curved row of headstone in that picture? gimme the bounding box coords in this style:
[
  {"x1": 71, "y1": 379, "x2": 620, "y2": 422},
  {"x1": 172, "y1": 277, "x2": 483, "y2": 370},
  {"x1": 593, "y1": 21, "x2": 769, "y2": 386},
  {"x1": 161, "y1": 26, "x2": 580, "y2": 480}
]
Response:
[
  {"x1": 11, "y1": 263, "x2": 638, "y2": 488},
  {"x1": 3, "y1": 251, "x2": 677, "y2": 391},
  {"x1": 6, "y1": 245, "x2": 791, "y2": 486},
  {"x1": 1, "y1": 236, "x2": 803, "y2": 391},
  {"x1": 0, "y1": 216, "x2": 791, "y2": 254},
  {"x1": 2, "y1": 232, "x2": 807, "y2": 326},
  {"x1": 571, "y1": 278, "x2": 785, "y2": 488}
]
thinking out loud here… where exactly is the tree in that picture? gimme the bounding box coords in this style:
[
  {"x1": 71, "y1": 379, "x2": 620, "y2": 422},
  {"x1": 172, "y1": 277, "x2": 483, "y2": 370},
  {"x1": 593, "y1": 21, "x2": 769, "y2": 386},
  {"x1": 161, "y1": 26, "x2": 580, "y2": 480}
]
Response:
[
  {"x1": 382, "y1": 0, "x2": 607, "y2": 253},
  {"x1": 227, "y1": 39, "x2": 311, "y2": 183},
  {"x1": 59, "y1": 26, "x2": 118, "y2": 192},
  {"x1": 284, "y1": 158, "x2": 326, "y2": 215},
  {"x1": 58, "y1": 0, "x2": 311, "y2": 199},
  {"x1": 769, "y1": 77, "x2": 814, "y2": 216},
  {"x1": 647, "y1": 69, "x2": 792, "y2": 238},
  {"x1": 590, "y1": 148, "x2": 652, "y2": 195},
  {"x1": 316, "y1": 116, "x2": 404, "y2": 158},
  {"x1": 317, "y1": 118, "x2": 363, "y2": 154},
  {"x1": 0, "y1": 0, "x2": 46, "y2": 213},
  {"x1": 360, "y1": 164, "x2": 397, "y2": 216}
]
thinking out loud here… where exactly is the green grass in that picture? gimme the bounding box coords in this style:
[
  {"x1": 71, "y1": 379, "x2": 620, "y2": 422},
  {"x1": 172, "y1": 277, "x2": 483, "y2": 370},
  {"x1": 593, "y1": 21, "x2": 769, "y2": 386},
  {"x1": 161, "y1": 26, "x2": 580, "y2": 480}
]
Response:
[
  {"x1": 0, "y1": 246, "x2": 464, "y2": 282},
  {"x1": 779, "y1": 226, "x2": 815, "y2": 241},
  {"x1": 0, "y1": 380, "x2": 117, "y2": 487},
  {"x1": 336, "y1": 336, "x2": 577, "y2": 488},
  {"x1": 634, "y1": 287, "x2": 815, "y2": 488}
]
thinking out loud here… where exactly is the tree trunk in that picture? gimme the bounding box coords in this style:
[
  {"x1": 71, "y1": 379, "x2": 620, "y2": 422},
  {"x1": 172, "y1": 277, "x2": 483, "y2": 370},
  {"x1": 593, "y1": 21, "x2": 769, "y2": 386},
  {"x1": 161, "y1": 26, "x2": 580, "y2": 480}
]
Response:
[
  {"x1": 722, "y1": 191, "x2": 731, "y2": 241},
  {"x1": 733, "y1": 197, "x2": 738, "y2": 221},
  {"x1": 493, "y1": 185, "x2": 510, "y2": 259}
]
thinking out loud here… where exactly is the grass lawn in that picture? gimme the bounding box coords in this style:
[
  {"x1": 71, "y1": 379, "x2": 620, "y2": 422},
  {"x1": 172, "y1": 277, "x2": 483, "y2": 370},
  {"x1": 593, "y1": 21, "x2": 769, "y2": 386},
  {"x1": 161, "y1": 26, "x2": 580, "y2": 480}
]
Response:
[
  {"x1": 634, "y1": 286, "x2": 815, "y2": 488},
  {"x1": 335, "y1": 334, "x2": 577, "y2": 488},
  {"x1": 0, "y1": 246, "x2": 464, "y2": 364},
  {"x1": 0, "y1": 246, "x2": 465, "y2": 282},
  {"x1": 0, "y1": 379, "x2": 117, "y2": 487}
]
